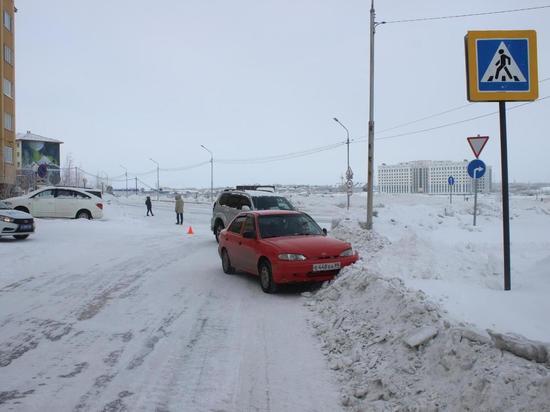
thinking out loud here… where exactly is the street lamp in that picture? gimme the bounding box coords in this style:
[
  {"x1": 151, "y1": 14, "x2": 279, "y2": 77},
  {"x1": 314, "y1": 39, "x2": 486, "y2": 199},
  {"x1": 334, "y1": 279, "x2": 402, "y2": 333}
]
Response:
[
  {"x1": 333, "y1": 117, "x2": 351, "y2": 210},
  {"x1": 149, "y1": 158, "x2": 159, "y2": 201},
  {"x1": 120, "y1": 165, "x2": 128, "y2": 197},
  {"x1": 200, "y1": 145, "x2": 214, "y2": 201}
]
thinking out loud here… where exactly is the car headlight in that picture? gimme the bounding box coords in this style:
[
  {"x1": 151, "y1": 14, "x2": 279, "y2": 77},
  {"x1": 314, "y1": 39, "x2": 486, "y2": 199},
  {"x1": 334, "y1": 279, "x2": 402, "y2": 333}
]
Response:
[
  {"x1": 0, "y1": 215, "x2": 15, "y2": 223},
  {"x1": 339, "y1": 248, "x2": 354, "y2": 257},
  {"x1": 278, "y1": 253, "x2": 307, "y2": 261}
]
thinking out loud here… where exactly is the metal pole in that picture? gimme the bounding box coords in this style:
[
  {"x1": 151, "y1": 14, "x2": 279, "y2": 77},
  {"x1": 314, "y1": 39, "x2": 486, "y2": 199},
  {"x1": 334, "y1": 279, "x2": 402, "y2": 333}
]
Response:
[
  {"x1": 201, "y1": 145, "x2": 214, "y2": 201},
  {"x1": 120, "y1": 165, "x2": 127, "y2": 198},
  {"x1": 499, "y1": 101, "x2": 511, "y2": 290},
  {"x1": 333, "y1": 118, "x2": 351, "y2": 210},
  {"x1": 366, "y1": 0, "x2": 376, "y2": 229},
  {"x1": 450, "y1": 183, "x2": 453, "y2": 205},
  {"x1": 149, "y1": 158, "x2": 159, "y2": 201},
  {"x1": 473, "y1": 173, "x2": 478, "y2": 226}
]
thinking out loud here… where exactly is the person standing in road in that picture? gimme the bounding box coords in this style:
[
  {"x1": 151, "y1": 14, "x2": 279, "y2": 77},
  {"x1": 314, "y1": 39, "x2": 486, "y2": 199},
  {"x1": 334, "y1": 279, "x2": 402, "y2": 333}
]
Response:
[
  {"x1": 145, "y1": 196, "x2": 154, "y2": 216},
  {"x1": 175, "y1": 194, "x2": 184, "y2": 224}
]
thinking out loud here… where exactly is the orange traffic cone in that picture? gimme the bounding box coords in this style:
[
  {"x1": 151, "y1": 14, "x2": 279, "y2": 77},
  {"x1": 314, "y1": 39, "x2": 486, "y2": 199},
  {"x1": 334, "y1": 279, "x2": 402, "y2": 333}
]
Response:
[{"x1": 187, "y1": 226, "x2": 194, "y2": 235}]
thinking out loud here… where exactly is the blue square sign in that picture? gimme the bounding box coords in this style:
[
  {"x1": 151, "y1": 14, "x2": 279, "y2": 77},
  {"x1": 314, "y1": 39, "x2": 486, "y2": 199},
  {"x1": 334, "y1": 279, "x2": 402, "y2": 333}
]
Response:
[
  {"x1": 476, "y1": 38, "x2": 529, "y2": 92},
  {"x1": 465, "y1": 30, "x2": 538, "y2": 102}
]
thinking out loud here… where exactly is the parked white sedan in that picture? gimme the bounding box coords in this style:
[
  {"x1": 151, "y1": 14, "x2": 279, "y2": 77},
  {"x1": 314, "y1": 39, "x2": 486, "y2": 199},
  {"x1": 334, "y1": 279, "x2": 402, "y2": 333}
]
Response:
[
  {"x1": 4, "y1": 187, "x2": 103, "y2": 219},
  {"x1": 0, "y1": 201, "x2": 35, "y2": 239}
]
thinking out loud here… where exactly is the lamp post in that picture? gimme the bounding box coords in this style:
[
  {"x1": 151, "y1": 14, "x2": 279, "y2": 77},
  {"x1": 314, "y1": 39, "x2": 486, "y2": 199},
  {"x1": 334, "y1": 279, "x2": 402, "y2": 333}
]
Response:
[
  {"x1": 149, "y1": 158, "x2": 159, "y2": 201},
  {"x1": 333, "y1": 117, "x2": 351, "y2": 210},
  {"x1": 120, "y1": 165, "x2": 128, "y2": 197},
  {"x1": 200, "y1": 145, "x2": 214, "y2": 201}
]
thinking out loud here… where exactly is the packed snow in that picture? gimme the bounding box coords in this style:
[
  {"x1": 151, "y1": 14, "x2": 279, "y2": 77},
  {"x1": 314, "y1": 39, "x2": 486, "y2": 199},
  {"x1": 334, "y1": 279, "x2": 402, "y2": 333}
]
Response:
[{"x1": 1, "y1": 190, "x2": 549, "y2": 411}]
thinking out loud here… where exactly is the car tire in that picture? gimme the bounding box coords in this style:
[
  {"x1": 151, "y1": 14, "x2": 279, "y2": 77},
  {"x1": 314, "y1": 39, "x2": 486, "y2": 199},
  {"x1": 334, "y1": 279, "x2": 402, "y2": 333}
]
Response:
[
  {"x1": 14, "y1": 206, "x2": 29, "y2": 214},
  {"x1": 76, "y1": 210, "x2": 91, "y2": 219},
  {"x1": 259, "y1": 260, "x2": 278, "y2": 294},
  {"x1": 221, "y1": 248, "x2": 235, "y2": 274},
  {"x1": 214, "y1": 221, "x2": 224, "y2": 243},
  {"x1": 13, "y1": 234, "x2": 29, "y2": 240}
]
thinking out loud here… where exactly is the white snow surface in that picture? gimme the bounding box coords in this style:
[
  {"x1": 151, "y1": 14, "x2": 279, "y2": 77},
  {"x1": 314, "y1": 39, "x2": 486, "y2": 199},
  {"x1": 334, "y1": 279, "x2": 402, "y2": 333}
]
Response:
[{"x1": 1, "y1": 191, "x2": 549, "y2": 411}]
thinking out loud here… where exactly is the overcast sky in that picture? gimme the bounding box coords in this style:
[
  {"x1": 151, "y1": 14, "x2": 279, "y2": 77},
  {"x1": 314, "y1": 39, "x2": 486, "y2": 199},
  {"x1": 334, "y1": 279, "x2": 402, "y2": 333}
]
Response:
[{"x1": 15, "y1": 0, "x2": 550, "y2": 189}]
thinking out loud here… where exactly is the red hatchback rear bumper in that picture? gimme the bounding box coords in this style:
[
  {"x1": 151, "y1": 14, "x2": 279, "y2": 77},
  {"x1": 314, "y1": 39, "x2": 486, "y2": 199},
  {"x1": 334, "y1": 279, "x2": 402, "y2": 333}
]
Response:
[{"x1": 270, "y1": 254, "x2": 358, "y2": 284}]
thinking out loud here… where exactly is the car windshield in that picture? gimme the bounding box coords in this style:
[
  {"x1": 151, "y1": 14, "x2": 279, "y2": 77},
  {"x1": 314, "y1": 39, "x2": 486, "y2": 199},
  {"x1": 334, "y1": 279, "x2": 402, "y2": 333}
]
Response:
[
  {"x1": 252, "y1": 196, "x2": 294, "y2": 211},
  {"x1": 258, "y1": 214, "x2": 323, "y2": 238},
  {"x1": 0, "y1": 201, "x2": 9, "y2": 210}
]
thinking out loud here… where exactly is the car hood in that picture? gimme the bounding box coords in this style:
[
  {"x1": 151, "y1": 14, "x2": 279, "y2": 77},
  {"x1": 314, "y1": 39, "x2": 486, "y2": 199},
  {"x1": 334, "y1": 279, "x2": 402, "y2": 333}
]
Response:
[
  {"x1": 262, "y1": 235, "x2": 352, "y2": 258},
  {"x1": 0, "y1": 209, "x2": 33, "y2": 219}
]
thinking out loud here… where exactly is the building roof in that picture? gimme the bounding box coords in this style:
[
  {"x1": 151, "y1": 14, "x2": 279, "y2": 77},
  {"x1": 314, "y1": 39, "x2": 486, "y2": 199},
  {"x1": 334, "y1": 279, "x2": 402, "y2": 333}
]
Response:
[{"x1": 16, "y1": 130, "x2": 64, "y2": 144}]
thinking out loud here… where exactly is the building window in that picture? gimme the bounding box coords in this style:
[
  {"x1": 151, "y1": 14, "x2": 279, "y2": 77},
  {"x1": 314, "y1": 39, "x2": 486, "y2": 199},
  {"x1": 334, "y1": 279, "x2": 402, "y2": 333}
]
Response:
[
  {"x1": 3, "y1": 112, "x2": 13, "y2": 130},
  {"x1": 3, "y1": 145, "x2": 13, "y2": 164},
  {"x1": 3, "y1": 78, "x2": 13, "y2": 98},
  {"x1": 3, "y1": 44, "x2": 13, "y2": 65},
  {"x1": 3, "y1": 10, "x2": 12, "y2": 32}
]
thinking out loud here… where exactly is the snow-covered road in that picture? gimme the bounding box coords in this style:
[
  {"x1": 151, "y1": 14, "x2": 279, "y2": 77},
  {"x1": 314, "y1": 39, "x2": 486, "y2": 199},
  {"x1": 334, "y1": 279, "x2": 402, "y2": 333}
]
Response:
[{"x1": 0, "y1": 199, "x2": 342, "y2": 411}]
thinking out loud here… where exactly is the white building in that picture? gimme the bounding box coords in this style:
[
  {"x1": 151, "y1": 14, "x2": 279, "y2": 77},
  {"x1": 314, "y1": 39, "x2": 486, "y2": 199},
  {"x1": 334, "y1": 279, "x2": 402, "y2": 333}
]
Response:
[{"x1": 378, "y1": 160, "x2": 492, "y2": 195}]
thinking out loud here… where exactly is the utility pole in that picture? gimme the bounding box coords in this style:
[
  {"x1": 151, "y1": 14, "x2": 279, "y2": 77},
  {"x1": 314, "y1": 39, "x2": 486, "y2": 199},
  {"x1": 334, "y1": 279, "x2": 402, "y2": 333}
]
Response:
[
  {"x1": 135, "y1": 176, "x2": 138, "y2": 195},
  {"x1": 120, "y1": 165, "x2": 128, "y2": 197},
  {"x1": 333, "y1": 117, "x2": 352, "y2": 210},
  {"x1": 200, "y1": 145, "x2": 214, "y2": 201},
  {"x1": 366, "y1": 0, "x2": 377, "y2": 230},
  {"x1": 150, "y1": 158, "x2": 159, "y2": 201}
]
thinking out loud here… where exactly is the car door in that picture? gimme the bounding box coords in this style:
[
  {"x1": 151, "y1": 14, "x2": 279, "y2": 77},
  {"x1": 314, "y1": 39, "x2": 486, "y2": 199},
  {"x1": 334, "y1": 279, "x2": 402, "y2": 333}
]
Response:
[
  {"x1": 239, "y1": 214, "x2": 259, "y2": 274},
  {"x1": 222, "y1": 215, "x2": 247, "y2": 270},
  {"x1": 54, "y1": 189, "x2": 78, "y2": 218},
  {"x1": 29, "y1": 189, "x2": 56, "y2": 217}
]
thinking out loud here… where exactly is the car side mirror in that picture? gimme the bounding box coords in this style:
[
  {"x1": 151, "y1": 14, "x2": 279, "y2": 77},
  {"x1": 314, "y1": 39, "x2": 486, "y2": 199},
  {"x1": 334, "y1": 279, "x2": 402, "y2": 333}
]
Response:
[
  {"x1": 243, "y1": 230, "x2": 256, "y2": 239},
  {"x1": 322, "y1": 228, "x2": 328, "y2": 236}
]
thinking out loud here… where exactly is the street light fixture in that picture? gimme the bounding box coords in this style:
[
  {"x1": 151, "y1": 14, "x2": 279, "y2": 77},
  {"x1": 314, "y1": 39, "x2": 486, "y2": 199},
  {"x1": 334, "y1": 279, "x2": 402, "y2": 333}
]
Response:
[
  {"x1": 120, "y1": 165, "x2": 128, "y2": 197},
  {"x1": 333, "y1": 117, "x2": 352, "y2": 210},
  {"x1": 149, "y1": 158, "x2": 160, "y2": 201},
  {"x1": 200, "y1": 145, "x2": 214, "y2": 201}
]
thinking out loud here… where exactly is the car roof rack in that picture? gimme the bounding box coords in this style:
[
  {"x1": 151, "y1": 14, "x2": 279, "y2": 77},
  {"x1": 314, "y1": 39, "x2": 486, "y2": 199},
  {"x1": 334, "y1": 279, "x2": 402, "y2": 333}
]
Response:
[{"x1": 235, "y1": 185, "x2": 275, "y2": 192}]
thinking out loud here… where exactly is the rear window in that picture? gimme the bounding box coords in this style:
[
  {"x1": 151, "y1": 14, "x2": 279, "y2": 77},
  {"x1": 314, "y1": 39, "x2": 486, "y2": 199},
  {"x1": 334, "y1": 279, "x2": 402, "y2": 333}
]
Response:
[{"x1": 252, "y1": 196, "x2": 294, "y2": 211}]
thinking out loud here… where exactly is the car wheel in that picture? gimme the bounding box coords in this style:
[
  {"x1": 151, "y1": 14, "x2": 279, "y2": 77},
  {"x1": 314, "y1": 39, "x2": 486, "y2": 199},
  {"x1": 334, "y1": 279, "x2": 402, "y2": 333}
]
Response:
[
  {"x1": 214, "y1": 222, "x2": 224, "y2": 243},
  {"x1": 14, "y1": 206, "x2": 29, "y2": 214},
  {"x1": 259, "y1": 260, "x2": 278, "y2": 294},
  {"x1": 76, "y1": 210, "x2": 91, "y2": 219},
  {"x1": 221, "y1": 249, "x2": 235, "y2": 274},
  {"x1": 13, "y1": 234, "x2": 29, "y2": 240}
]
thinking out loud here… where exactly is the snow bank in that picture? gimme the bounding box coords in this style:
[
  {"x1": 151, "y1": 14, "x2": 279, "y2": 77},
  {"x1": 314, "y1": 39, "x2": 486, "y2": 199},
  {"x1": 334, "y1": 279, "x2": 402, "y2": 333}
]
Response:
[
  {"x1": 306, "y1": 266, "x2": 550, "y2": 411},
  {"x1": 305, "y1": 197, "x2": 550, "y2": 410}
]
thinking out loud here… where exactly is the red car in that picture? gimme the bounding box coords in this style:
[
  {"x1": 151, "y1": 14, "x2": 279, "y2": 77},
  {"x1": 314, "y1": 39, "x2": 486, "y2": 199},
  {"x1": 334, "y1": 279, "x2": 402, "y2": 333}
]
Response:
[{"x1": 218, "y1": 210, "x2": 359, "y2": 293}]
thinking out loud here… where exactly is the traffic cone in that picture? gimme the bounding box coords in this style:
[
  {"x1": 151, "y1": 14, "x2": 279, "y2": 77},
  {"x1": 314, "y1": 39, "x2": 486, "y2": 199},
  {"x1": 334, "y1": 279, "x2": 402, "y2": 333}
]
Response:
[{"x1": 187, "y1": 226, "x2": 194, "y2": 235}]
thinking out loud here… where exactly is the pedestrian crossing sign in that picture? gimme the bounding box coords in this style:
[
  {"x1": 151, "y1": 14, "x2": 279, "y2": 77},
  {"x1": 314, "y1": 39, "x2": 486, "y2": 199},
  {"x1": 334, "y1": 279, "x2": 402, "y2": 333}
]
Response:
[{"x1": 465, "y1": 30, "x2": 538, "y2": 102}]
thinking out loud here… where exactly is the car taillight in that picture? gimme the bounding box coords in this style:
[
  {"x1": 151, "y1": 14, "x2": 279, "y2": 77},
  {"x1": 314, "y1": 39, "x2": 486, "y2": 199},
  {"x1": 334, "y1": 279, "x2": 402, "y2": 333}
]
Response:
[{"x1": 96, "y1": 203, "x2": 103, "y2": 210}]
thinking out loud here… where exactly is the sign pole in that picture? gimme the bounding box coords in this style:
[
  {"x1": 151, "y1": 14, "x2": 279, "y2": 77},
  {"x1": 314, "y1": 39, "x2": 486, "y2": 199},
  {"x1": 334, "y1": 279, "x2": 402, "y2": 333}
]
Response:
[
  {"x1": 473, "y1": 173, "x2": 478, "y2": 226},
  {"x1": 499, "y1": 101, "x2": 511, "y2": 290},
  {"x1": 450, "y1": 183, "x2": 453, "y2": 205}
]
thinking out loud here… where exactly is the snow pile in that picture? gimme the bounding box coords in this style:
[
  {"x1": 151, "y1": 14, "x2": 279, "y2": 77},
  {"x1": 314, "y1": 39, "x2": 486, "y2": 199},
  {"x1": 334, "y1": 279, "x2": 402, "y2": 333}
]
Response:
[
  {"x1": 305, "y1": 196, "x2": 550, "y2": 410},
  {"x1": 306, "y1": 267, "x2": 550, "y2": 411}
]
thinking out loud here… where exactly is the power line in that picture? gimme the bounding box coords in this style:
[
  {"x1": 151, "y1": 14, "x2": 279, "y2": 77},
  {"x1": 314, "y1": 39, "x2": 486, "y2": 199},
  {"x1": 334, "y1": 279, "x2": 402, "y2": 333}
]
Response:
[
  {"x1": 361, "y1": 95, "x2": 550, "y2": 142},
  {"x1": 377, "y1": 77, "x2": 550, "y2": 135},
  {"x1": 383, "y1": 5, "x2": 550, "y2": 25}
]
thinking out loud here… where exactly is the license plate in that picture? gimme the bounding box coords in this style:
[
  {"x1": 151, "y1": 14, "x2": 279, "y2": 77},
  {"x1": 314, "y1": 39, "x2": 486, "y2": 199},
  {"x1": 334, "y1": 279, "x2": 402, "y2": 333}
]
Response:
[
  {"x1": 19, "y1": 224, "x2": 33, "y2": 231},
  {"x1": 312, "y1": 262, "x2": 341, "y2": 272}
]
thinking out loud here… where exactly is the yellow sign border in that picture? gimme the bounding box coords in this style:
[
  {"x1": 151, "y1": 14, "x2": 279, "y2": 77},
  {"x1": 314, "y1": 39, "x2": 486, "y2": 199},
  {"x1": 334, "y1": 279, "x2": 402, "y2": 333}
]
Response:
[{"x1": 466, "y1": 30, "x2": 538, "y2": 102}]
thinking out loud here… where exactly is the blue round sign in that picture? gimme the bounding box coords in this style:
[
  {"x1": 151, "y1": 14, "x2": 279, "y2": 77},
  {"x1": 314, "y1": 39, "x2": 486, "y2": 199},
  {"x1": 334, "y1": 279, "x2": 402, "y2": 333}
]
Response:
[
  {"x1": 37, "y1": 163, "x2": 48, "y2": 178},
  {"x1": 467, "y1": 159, "x2": 486, "y2": 179},
  {"x1": 448, "y1": 176, "x2": 455, "y2": 185}
]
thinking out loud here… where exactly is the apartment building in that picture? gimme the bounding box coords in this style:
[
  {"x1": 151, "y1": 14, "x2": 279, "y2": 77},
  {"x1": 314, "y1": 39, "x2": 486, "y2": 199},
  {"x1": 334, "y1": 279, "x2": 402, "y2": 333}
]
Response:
[
  {"x1": 378, "y1": 160, "x2": 492, "y2": 195},
  {"x1": 0, "y1": 0, "x2": 15, "y2": 196}
]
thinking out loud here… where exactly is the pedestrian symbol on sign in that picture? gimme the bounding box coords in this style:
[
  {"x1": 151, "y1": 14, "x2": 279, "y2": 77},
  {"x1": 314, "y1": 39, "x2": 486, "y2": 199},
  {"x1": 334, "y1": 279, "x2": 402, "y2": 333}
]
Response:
[{"x1": 480, "y1": 42, "x2": 526, "y2": 84}]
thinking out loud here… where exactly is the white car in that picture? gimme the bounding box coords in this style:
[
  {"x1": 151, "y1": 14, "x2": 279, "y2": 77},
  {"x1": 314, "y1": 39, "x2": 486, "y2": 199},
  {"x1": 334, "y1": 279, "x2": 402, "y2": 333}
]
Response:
[
  {"x1": 0, "y1": 201, "x2": 35, "y2": 240},
  {"x1": 4, "y1": 186, "x2": 103, "y2": 219}
]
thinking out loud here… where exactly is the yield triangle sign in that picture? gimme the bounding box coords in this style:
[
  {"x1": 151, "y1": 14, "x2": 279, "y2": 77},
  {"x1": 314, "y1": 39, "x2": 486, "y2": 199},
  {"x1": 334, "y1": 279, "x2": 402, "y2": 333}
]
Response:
[{"x1": 467, "y1": 135, "x2": 489, "y2": 158}]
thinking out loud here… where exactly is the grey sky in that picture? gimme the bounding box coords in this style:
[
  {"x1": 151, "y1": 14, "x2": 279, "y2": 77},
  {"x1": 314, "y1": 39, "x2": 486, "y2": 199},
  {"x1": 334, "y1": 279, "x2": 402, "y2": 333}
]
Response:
[{"x1": 15, "y1": 0, "x2": 550, "y2": 189}]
